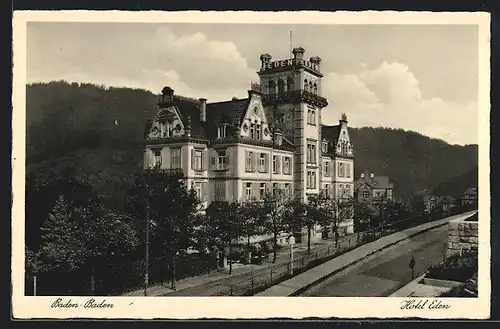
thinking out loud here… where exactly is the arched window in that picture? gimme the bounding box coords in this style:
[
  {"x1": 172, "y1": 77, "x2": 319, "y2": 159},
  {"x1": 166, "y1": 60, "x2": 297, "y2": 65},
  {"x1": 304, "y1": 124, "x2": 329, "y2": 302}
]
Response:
[
  {"x1": 268, "y1": 80, "x2": 276, "y2": 94},
  {"x1": 313, "y1": 83, "x2": 318, "y2": 95},
  {"x1": 309, "y1": 81, "x2": 313, "y2": 93},
  {"x1": 287, "y1": 76, "x2": 294, "y2": 92},
  {"x1": 277, "y1": 79, "x2": 285, "y2": 95},
  {"x1": 304, "y1": 79, "x2": 309, "y2": 92}
]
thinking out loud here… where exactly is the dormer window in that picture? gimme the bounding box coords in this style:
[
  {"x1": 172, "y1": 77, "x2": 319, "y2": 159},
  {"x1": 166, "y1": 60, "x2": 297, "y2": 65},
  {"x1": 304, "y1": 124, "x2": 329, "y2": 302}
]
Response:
[
  {"x1": 322, "y1": 141, "x2": 328, "y2": 154},
  {"x1": 217, "y1": 124, "x2": 227, "y2": 139},
  {"x1": 275, "y1": 133, "x2": 283, "y2": 146}
]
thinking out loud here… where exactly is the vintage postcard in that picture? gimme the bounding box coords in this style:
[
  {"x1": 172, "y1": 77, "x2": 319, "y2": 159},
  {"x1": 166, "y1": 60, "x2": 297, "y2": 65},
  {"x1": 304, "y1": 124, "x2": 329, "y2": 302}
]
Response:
[{"x1": 11, "y1": 10, "x2": 491, "y2": 319}]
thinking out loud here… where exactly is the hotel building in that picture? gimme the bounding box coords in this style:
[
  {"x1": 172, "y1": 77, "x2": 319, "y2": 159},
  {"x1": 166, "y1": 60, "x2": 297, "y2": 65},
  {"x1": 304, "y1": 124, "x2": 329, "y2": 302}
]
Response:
[{"x1": 144, "y1": 47, "x2": 356, "y2": 237}]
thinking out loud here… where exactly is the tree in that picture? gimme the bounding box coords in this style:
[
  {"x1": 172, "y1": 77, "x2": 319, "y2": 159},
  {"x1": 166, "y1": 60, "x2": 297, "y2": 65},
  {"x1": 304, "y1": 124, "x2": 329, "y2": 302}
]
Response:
[
  {"x1": 295, "y1": 195, "x2": 325, "y2": 253},
  {"x1": 239, "y1": 201, "x2": 262, "y2": 248},
  {"x1": 39, "y1": 198, "x2": 88, "y2": 273},
  {"x1": 257, "y1": 189, "x2": 294, "y2": 263},
  {"x1": 353, "y1": 199, "x2": 378, "y2": 232},
  {"x1": 124, "y1": 167, "x2": 199, "y2": 290},
  {"x1": 205, "y1": 201, "x2": 244, "y2": 274}
]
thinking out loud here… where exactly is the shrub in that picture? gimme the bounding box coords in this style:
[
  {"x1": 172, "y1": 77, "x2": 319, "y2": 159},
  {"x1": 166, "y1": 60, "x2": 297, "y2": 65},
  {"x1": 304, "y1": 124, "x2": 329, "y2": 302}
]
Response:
[{"x1": 426, "y1": 251, "x2": 478, "y2": 282}]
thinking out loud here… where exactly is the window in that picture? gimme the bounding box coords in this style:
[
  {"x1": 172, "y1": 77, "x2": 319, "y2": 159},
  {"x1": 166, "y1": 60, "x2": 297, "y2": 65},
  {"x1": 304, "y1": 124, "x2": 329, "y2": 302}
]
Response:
[
  {"x1": 286, "y1": 77, "x2": 294, "y2": 91},
  {"x1": 307, "y1": 108, "x2": 316, "y2": 125},
  {"x1": 245, "y1": 151, "x2": 254, "y2": 172},
  {"x1": 273, "y1": 155, "x2": 279, "y2": 174},
  {"x1": 259, "y1": 183, "x2": 266, "y2": 199},
  {"x1": 192, "y1": 149, "x2": 203, "y2": 171},
  {"x1": 338, "y1": 162, "x2": 345, "y2": 177},
  {"x1": 325, "y1": 161, "x2": 330, "y2": 177},
  {"x1": 346, "y1": 162, "x2": 351, "y2": 178},
  {"x1": 313, "y1": 83, "x2": 318, "y2": 95},
  {"x1": 217, "y1": 150, "x2": 227, "y2": 170},
  {"x1": 346, "y1": 184, "x2": 351, "y2": 197},
  {"x1": 278, "y1": 79, "x2": 285, "y2": 95},
  {"x1": 153, "y1": 149, "x2": 162, "y2": 168},
  {"x1": 245, "y1": 183, "x2": 252, "y2": 200},
  {"x1": 307, "y1": 171, "x2": 317, "y2": 189},
  {"x1": 250, "y1": 124, "x2": 255, "y2": 139},
  {"x1": 362, "y1": 191, "x2": 370, "y2": 199},
  {"x1": 325, "y1": 184, "x2": 330, "y2": 196},
  {"x1": 194, "y1": 182, "x2": 205, "y2": 202},
  {"x1": 307, "y1": 141, "x2": 317, "y2": 164},
  {"x1": 283, "y1": 157, "x2": 291, "y2": 175},
  {"x1": 304, "y1": 79, "x2": 309, "y2": 92},
  {"x1": 217, "y1": 125, "x2": 227, "y2": 138},
  {"x1": 322, "y1": 141, "x2": 328, "y2": 154},
  {"x1": 275, "y1": 133, "x2": 283, "y2": 146},
  {"x1": 284, "y1": 183, "x2": 292, "y2": 196},
  {"x1": 256, "y1": 124, "x2": 261, "y2": 140},
  {"x1": 273, "y1": 183, "x2": 279, "y2": 195},
  {"x1": 258, "y1": 153, "x2": 267, "y2": 172},
  {"x1": 171, "y1": 148, "x2": 181, "y2": 169},
  {"x1": 215, "y1": 181, "x2": 225, "y2": 201}
]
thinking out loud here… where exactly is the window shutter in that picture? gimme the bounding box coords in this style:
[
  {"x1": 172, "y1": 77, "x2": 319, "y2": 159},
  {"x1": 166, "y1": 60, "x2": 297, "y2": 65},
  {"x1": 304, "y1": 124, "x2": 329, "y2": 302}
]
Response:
[
  {"x1": 210, "y1": 156, "x2": 216, "y2": 170},
  {"x1": 245, "y1": 151, "x2": 249, "y2": 171},
  {"x1": 191, "y1": 149, "x2": 195, "y2": 170},
  {"x1": 276, "y1": 156, "x2": 281, "y2": 174},
  {"x1": 254, "y1": 153, "x2": 259, "y2": 172},
  {"x1": 203, "y1": 150, "x2": 207, "y2": 171},
  {"x1": 264, "y1": 154, "x2": 269, "y2": 173},
  {"x1": 226, "y1": 151, "x2": 231, "y2": 167},
  {"x1": 252, "y1": 183, "x2": 259, "y2": 200}
]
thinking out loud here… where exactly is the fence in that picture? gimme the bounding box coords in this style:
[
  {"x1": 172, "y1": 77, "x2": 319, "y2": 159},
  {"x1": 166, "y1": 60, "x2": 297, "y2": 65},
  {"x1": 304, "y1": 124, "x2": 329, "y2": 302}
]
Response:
[{"x1": 219, "y1": 203, "x2": 478, "y2": 296}]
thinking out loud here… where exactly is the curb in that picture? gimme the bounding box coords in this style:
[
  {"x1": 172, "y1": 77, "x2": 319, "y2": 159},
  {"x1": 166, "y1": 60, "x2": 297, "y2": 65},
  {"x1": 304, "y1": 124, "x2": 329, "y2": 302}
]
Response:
[
  {"x1": 259, "y1": 210, "x2": 476, "y2": 296},
  {"x1": 289, "y1": 220, "x2": 450, "y2": 297}
]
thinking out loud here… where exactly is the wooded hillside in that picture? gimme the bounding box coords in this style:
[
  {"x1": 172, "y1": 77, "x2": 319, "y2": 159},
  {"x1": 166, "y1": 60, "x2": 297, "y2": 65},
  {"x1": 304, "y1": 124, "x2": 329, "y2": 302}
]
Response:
[{"x1": 26, "y1": 81, "x2": 478, "y2": 203}]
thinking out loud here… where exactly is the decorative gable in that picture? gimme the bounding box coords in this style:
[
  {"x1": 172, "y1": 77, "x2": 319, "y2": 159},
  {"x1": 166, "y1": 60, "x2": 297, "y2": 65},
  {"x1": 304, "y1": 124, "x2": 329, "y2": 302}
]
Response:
[
  {"x1": 240, "y1": 94, "x2": 272, "y2": 141},
  {"x1": 146, "y1": 106, "x2": 185, "y2": 139}
]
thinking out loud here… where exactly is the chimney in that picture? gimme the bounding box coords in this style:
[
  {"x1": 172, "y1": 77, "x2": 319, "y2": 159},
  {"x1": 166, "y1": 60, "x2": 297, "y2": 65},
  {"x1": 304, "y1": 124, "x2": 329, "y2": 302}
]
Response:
[
  {"x1": 370, "y1": 173, "x2": 375, "y2": 179},
  {"x1": 199, "y1": 98, "x2": 207, "y2": 123},
  {"x1": 360, "y1": 173, "x2": 365, "y2": 179}
]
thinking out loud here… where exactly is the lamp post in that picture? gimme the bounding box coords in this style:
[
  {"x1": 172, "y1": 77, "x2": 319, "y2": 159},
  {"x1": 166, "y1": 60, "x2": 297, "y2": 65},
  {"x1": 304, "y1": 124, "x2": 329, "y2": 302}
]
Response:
[
  {"x1": 289, "y1": 235, "x2": 295, "y2": 275},
  {"x1": 144, "y1": 205, "x2": 149, "y2": 296}
]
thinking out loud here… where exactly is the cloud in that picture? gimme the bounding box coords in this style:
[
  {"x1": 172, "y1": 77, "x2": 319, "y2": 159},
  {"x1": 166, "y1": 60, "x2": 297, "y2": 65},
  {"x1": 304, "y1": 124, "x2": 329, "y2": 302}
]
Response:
[
  {"x1": 322, "y1": 62, "x2": 477, "y2": 145},
  {"x1": 27, "y1": 26, "x2": 255, "y2": 101}
]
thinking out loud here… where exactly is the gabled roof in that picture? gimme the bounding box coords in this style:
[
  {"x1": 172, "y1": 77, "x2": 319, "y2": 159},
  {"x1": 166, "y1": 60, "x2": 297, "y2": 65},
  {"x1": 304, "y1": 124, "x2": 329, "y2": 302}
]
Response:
[
  {"x1": 174, "y1": 98, "x2": 207, "y2": 139},
  {"x1": 354, "y1": 174, "x2": 394, "y2": 190},
  {"x1": 463, "y1": 187, "x2": 478, "y2": 195},
  {"x1": 205, "y1": 98, "x2": 249, "y2": 140},
  {"x1": 321, "y1": 125, "x2": 341, "y2": 143}
]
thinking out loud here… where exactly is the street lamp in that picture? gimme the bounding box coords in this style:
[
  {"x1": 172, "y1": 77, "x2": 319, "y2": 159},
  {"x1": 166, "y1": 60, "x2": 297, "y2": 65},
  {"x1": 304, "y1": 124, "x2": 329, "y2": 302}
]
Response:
[{"x1": 289, "y1": 235, "x2": 295, "y2": 275}]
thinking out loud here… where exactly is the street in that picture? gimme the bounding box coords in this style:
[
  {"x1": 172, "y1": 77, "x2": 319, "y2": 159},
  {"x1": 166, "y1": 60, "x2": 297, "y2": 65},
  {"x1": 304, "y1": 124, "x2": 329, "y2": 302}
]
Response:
[{"x1": 299, "y1": 225, "x2": 448, "y2": 297}]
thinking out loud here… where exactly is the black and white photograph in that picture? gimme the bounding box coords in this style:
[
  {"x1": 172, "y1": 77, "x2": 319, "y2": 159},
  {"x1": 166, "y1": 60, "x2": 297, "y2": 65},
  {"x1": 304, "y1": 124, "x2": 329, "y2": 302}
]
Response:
[{"x1": 12, "y1": 11, "x2": 490, "y2": 319}]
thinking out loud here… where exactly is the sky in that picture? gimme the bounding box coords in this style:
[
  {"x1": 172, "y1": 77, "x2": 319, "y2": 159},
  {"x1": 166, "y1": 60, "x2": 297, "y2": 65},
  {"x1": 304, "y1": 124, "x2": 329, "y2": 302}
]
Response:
[{"x1": 26, "y1": 22, "x2": 479, "y2": 145}]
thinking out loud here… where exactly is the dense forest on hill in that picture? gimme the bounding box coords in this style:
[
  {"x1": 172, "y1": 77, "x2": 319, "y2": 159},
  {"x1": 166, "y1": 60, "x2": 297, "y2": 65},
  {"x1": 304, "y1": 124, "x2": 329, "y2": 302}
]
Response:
[
  {"x1": 26, "y1": 81, "x2": 478, "y2": 204},
  {"x1": 431, "y1": 167, "x2": 478, "y2": 198}
]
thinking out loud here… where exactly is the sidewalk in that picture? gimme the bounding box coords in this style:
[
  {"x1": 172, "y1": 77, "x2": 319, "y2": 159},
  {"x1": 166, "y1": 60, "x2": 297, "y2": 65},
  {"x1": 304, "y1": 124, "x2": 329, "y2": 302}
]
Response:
[
  {"x1": 388, "y1": 273, "x2": 450, "y2": 297},
  {"x1": 256, "y1": 210, "x2": 477, "y2": 296},
  {"x1": 122, "y1": 238, "x2": 334, "y2": 296}
]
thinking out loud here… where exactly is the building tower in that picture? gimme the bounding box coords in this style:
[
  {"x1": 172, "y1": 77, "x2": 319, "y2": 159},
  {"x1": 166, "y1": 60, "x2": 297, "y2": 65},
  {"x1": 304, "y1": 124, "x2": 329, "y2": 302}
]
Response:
[{"x1": 257, "y1": 47, "x2": 328, "y2": 202}]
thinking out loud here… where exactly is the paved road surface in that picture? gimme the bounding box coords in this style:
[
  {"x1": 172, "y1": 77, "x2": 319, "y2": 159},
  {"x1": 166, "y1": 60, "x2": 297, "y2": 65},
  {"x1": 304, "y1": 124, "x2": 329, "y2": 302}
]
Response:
[{"x1": 300, "y1": 225, "x2": 448, "y2": 297}]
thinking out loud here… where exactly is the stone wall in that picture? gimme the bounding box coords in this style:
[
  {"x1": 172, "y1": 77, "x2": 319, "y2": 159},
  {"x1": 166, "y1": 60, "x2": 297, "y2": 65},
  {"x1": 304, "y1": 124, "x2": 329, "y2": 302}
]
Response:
[{"x1": 446, "y1": 213, "x2": 479, "y2": 257}]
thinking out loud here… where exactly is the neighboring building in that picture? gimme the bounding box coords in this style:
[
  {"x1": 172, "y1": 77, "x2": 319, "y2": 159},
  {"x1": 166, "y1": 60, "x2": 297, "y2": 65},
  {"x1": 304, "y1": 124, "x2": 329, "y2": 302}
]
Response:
[
  {"x1": 143, "y1": 47, "x2": 356, "y2": 237},
  {"x1": 413, "y1": 190, "x2": 457, "y2": 214},
  {"x1": 354, "y1": 172, "x2": 394, "y2": 202},
  {"x1": 461, "y1": 187, "x2": 478, "y2": 205}
]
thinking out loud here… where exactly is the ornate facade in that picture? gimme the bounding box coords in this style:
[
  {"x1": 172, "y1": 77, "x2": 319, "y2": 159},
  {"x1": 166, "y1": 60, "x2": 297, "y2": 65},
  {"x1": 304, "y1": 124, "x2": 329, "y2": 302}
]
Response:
[{"x1": 144, "y1": 47, "x2": 356, "y2": 237}]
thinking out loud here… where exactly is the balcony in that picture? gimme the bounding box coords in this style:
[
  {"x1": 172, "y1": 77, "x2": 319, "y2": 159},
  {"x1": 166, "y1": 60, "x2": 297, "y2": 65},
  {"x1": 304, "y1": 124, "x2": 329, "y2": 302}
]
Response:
[{"x1": 262, "y1": 89, "x2": 328, "y2": 107}]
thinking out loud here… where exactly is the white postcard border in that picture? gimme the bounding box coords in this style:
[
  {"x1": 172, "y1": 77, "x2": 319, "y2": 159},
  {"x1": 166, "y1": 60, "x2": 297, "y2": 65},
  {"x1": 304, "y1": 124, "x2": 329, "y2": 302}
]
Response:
[{"x1": 11, "y1": 10, "x2": 491, "y2": 319}]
